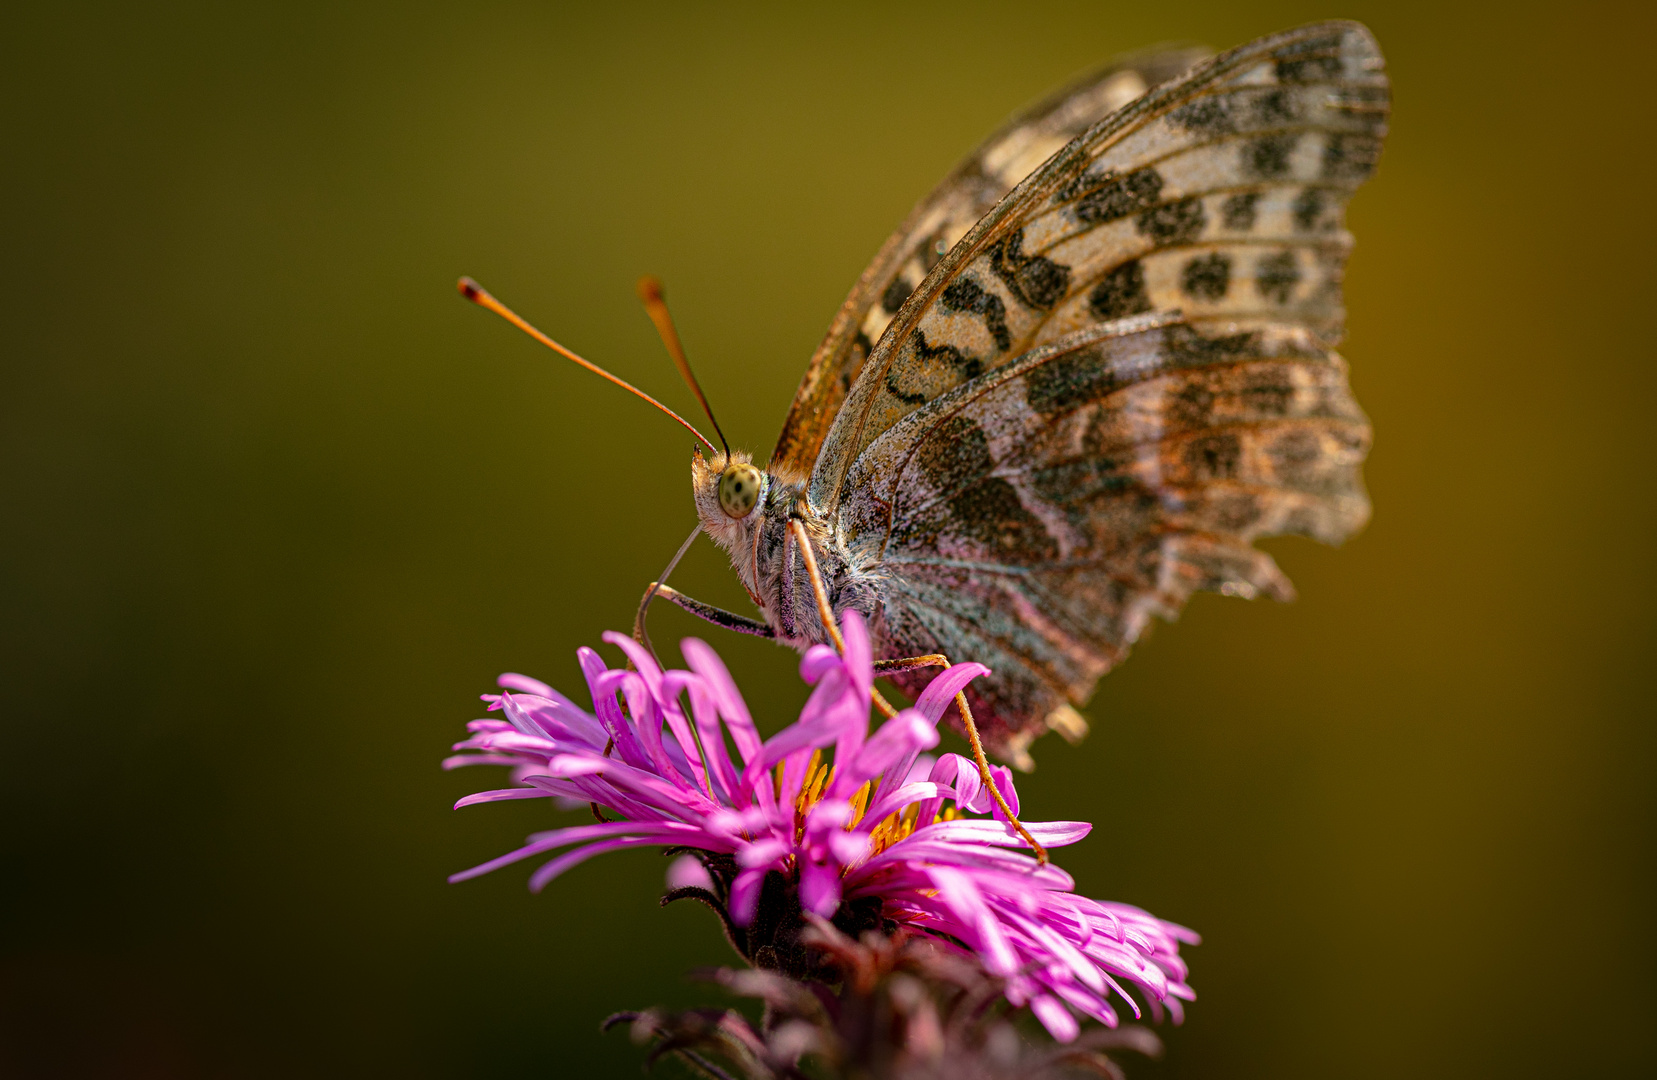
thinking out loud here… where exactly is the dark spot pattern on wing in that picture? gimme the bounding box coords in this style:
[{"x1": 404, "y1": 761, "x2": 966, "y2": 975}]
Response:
[
  {"x1": 1030, "y1": 453, "x2": 1166, "y2": 555},
  {"x1": 1244, "y1": 133, "x2": 1299, "y2": 178},
  {"x1": 916, "y1": 413, "x2": 995, "y2": 493},
  {"x1": 1088, "y1": 260, "x2": 1152, "y2": 320},
  {"x1": 1323, "y1": 133, "x2": 1383, "y2": 180},
  {"x1": 1241, "y1": 367, "x2": 1298, "y2": 416},
  {"x1": 812, "y1": 20, "x2": 1391, "y2": 501},
  {"x1": 882, "y1": 277, "x2": 913, "y2": 315},
  {"x1": 1274, "y1": 32, "x2": 1346, "y2": 82},
  {"x1": 1184, "y1": 432, "x2": 1244, "y2": 479},
  {"x1": 1136, "y1": 197, "x2": 1206, "y2": 244},
  {"x1": 1181, "y1": 253, "x2": 1231, "y2": 300},
  {"x1": 1221, "y1": 192, "x2": 1260, "y2": 231},
  {"x1": 988, "y1": 229, "x2": 1071, "y2": 311},
  {"x1": 1256, "y1": 251, "x2": 1302, "y2": 303},
  {"x1": 1024, "y1": 341, "x2": 1118, "y2": 418},
  {"x1": 918, "y1": 328, "x2": 985, "y2": 382},
  {"x1": 1291, "y1": 187, "x2": 1327, "y2": 231},
  {"x1": 1071, "y1": 167, "x2": 1164, "y2": 225},
  {"x1": 1254, "y1": 87, "x2": 1299, "y2": 124},
  {"x1": 811, "y1": 25, "x2": 1393, "y2": 508},
  {"x1": 788, "y1": 24, "x2": 1391, "y2": 761},
  {"x1": 888, "y1": 326, "x2": 987, "y2": 407},
  {"x1": 1172, "y1": 97, "x2": 1234, "y2": 134},
  {"x1": 882, "y1": 369, "x2": 929, "y2": 407},
  {"x1": 1150, "y1": 362, "x2": 1304, "y2": 433},
  {"x1": 950, "y1": 477, "x2": 1060, "y2": 560},
  {"x1": 1166, "y1": 324, "x2": 1264, "y2": 366},
  {"x1": 1167, "y1": 377, "x2": 1218, "y2": 428},
  {"x1": 909, "y1": 414, "x2": 1059, "y2": 561},
  {"x1": 939, "y1": 277, "x2": 1012, "y2": 351}
]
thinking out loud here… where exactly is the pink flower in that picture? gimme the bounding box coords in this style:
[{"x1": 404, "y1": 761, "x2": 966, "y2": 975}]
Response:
[{"x1": 446, "y1": 613, "x2": 1197, "y2": 1041}]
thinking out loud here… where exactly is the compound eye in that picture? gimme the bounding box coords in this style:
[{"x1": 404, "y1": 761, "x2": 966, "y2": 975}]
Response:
[{"x1": 717, "y1": 463, "x2": 763, "y2": 519}]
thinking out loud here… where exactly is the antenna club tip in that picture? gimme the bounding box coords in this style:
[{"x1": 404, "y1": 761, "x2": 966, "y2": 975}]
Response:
[
  {"x1": 636, "y1": 275, "x2": 664, "y2": 304},
  {"x1": 457, "y1": 276, "x2": 487, "y2": 303}
]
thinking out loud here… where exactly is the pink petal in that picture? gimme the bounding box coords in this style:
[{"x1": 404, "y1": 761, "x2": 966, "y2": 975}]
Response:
[
  {"x1": 830, "y1": 710, "x2": 937, "y2": 801},
  {"x1": 576, "y1": 648, "x2": 652, "y2": 770},
  {"x1": 736, "y1": 838, "x2": 791, "y2": 868},
  {"x1": 528, "y1": 835, "x2": 662, "y2": 892},
  {"x1": 798, "y1": 859, "x2": 841, "y2": 917},
  {"x1": 729, "y1": 868, "x2": 765, "y2": 925},
  {"x1": 988, "y1": 765, "x2": 1020, "y2": 821},
  {"x1": 666, "y1": 854, "x2": 714, "y2": 891},
  {"x1": 862, "y1": 781, "x2": 943, "y2": 827},
  {"x1": 926, "y1": 865, "x2": 1017, "y2": 976},
  {"x1": 799, "y1": 644, "x2": 841, "y2": 683},
  {"x1": 911, "y1": 662, "x2": 989, "y2": 724},
  {"x1": 662, "y1": 670, "x2": 742, "y2": 806},
  {"x1": 681, "y1": 637, "x2": 763, "y2": 764},
  {"x1": 448, "y1": 821, "x2": 678, "y2": 884},
  {"x1": 1030, "y1": 993, "x2": 1080, "y2": 1043},
  {"x1": 452, "y1": 787, "x2": 549, "y2": 809},
  {"x1": 920, "y1": 818, "x2": 1091, "y2": 848}
]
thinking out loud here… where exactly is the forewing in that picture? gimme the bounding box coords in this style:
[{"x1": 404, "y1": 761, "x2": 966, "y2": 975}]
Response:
[
  {"x1": 811, "y1": 21, "x2": 1389, "y2": 510},
  {"x1": 767, "y1": 47, "x2": 1209, "y2": 480},
  {"x1": 841, "y1": 315, "x2": 1370, "y2": 762}
]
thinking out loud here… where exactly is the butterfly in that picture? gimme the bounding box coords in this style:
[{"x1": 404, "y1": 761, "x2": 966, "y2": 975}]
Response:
[{"x1": 462, "y1": 21, "x2": 1388, "y2": 783}]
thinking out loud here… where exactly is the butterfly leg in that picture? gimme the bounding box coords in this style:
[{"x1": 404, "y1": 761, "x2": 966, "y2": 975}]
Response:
[
  {"x1": 871, "y1": 654, "x2": 949, "y2": 673},
  {"x1": 631, "y1": 576, "x2": 773, "y2": 673},
  {"x1": 786, "y1": 519, "x2": 1047, "y2": 865},
  {"x1": 872, "y1": 653, "x2": 1048, "y2": 864},
  {"x1": 644, "y1": 583, "x2": 776, "y2": 638}
]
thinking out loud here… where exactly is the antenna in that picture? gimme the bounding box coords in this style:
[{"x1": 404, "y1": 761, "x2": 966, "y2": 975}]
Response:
[
  {"x1": 456, "y1": 276, "x2": 717, "y2": 453},
  {"x1": 636, "y1": 276, "x2": 730, "y2": 459}
]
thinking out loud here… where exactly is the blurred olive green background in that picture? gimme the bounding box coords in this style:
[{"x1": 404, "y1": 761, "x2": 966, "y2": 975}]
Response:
[{"x1": 3, "y1": 1, "x2": 1653, "y2": 1076}]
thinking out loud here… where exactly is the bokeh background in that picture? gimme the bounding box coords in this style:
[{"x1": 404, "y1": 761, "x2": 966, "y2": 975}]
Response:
[{"x1": 3, "y1": 1, "x2": 1652, "y2": 1076}]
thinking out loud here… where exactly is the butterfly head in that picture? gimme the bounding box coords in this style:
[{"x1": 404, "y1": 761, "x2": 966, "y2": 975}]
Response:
[{"x1": 692, "y1": 445, "x2": 770, "y2": 544}]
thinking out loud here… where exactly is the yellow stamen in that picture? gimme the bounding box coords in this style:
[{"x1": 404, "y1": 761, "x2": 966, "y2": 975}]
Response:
[
  {"x1": 793, "y1": 752, "x2": 835, "y2": 841},
  {"x1": 847, "y1": 780, "x2": 872, "y2": 828},
  {"x1": 802, "y1": 751, "x2": 825, "y2": 799},
  {"x1": 780, "y1": 752, "x2": 956, "y2": 863},
  {"x1": 864, "y1": 801, "x2": 923, "y2": 857}
]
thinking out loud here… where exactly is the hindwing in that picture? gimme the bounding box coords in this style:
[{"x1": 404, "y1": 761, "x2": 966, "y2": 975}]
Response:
[{"x1": 840, "y1": 315, "x2": 1371, "y2": 762}]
